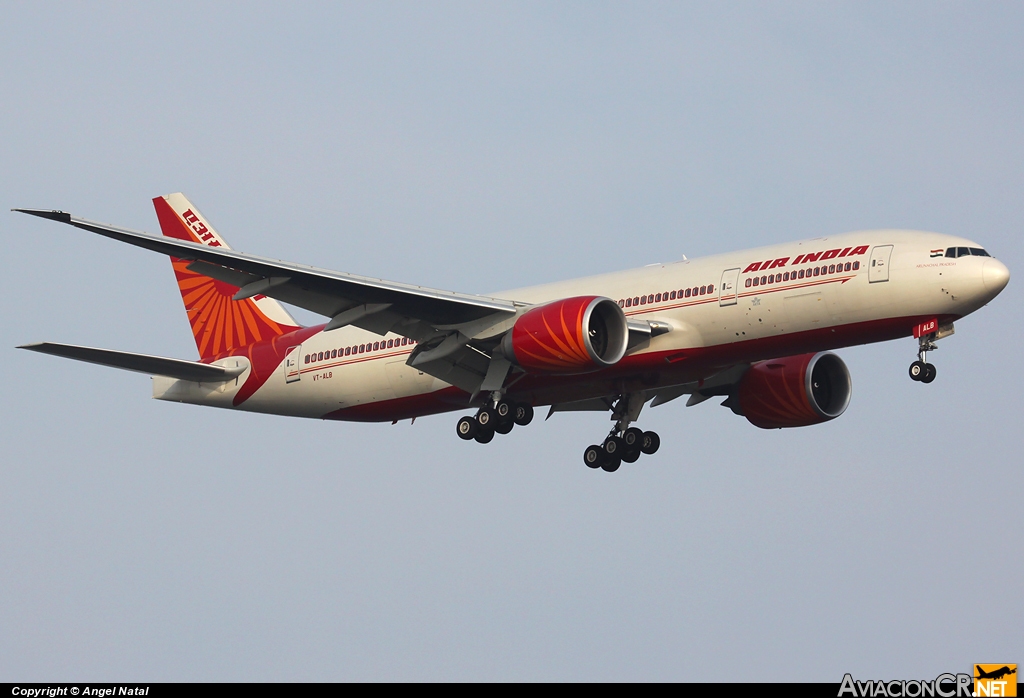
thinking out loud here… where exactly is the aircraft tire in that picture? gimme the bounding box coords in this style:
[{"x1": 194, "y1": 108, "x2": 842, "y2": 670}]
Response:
[
  {"x1": 621, "y1": 448, "x2": 641, "y2": 463},
  {"x1": 909, "y1": 361, "x2": 926, "y2": 381},
  {"x1": 584, "y1": 445, "x2": 603, "y2": 469},
  {"x1": 623, "y1": 427, "x2": 644, "y2": 450},
  {"x1": 456, "y1": 416, "x2": 478, "y2": 440},
  {"x1": 495, "y1": 400, "x2": 514, "y2": 422},
  {"x1": 475, "y1": 426, "x2": 495, "y2": 444},
  {"x1": 601, "y1": 455, "x2": 622, "y2": 472},
  {"x1": 477, "y1": 406, "x2": 496, "y2": 428},
  {"x1": 603, "y1": 435, "x2": 625, "y2": 457},
  {"x1": 494, "y1": 419, "x2": 514, "y2": 435},
  {"x1": 641, "y1": 431, "x2": 661, "y2": 455},
  {"x1": 514, "y1": 404, "x2": 534, "y2": 426},
  {"x1": 921, "y1": 364, "x2": 937, "y2": 383}
]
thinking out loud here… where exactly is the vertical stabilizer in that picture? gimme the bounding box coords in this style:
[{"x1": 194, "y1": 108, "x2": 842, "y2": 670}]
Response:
[{"x1": 153, "y1": 193, "x2": 301, "y2": 359}]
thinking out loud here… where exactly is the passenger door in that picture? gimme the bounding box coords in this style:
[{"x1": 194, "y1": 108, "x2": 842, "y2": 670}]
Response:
[
  {"x1": 719, "y1": 268, "x2": 740, "y2": 306},
  {"x1": 284, "y1": 345, "x2": 302, "y2": 383},
  {"x1": 869, "y1": 245, "x2": 893, "y2": 283}
]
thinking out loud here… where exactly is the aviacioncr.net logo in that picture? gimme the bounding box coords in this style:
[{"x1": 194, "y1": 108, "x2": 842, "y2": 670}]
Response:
[{"x1": 839, "y1": 673, "x2": 973, "y2": 697}]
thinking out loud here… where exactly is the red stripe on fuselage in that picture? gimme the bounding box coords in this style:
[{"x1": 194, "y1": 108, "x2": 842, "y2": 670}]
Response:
[{"x1": 321, "y1": 313, "x2": 956, "y2": 423}]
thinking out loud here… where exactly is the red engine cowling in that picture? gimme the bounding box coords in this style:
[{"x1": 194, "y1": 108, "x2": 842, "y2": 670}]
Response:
[
  {"x1": 736, "y1": 352, "x2": 852, "y2": 429},
  {"x1": 500, "y1": 296, "x2": 629, "y2": 375}
]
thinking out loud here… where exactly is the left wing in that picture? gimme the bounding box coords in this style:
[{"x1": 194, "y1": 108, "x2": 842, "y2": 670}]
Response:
[
  {"x1": 16, "y1": 208, "x2": 524, "y2": 393},
  {"x1": 14, "y1": 209, "x2": 519, "y2": 338}
]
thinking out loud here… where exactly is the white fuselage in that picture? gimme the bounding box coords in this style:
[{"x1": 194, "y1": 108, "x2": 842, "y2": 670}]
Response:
[{"x1": 152, "y1": 230, "x2": 1008, "y2": 421}]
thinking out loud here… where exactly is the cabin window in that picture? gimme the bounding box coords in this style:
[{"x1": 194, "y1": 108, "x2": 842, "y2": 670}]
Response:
[
  {"x1": 853, "y1": 261, "x2": 860, "y2": 270},
  {"x1": 648, "y1": 295, "x2": 654, "y2": 304},
  {"x1": 669, "y1": 290, "x2": 676, "y2": 299},
  {"x1": 633, "y1": 297, "x2": 640, "y2": 306},
  {"x1": 640, "y1": 296, "x2": 647, "y2": 305},
  {"x1": 618, "y1": 299, "x2": 624, "y2": 307},
  {"x1": 745, "y1": 278, "x2": 752, "y2": 287},
  {"x1": 752, "y1": 277, "x2": 759, "y2": 287},
  {"x1": 655, "y1": 293, "x2": 661, "y2": 302},
  {"x1": 685, "y1": 288, "x2": 691, "y2": 297},
  {"x1": 359, "y1": 344, "x2": 365, "y2": 353},
  {"x1": 708, "y1": 284, "x2": 714, "y2": 293},
  {"x1": 625, "y1": 298, "x2": 632, "y2": 307},
  {"x1": 304, "y1": 355, "x2": 310, "y2": 364}
]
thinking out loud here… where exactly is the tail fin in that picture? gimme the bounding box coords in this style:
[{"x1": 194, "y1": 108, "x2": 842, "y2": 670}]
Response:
[{"x1": 153, "y1": 193, "x2": 301, "y2": 359}]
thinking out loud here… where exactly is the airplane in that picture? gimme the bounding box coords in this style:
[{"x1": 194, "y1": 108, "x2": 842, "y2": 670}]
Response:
[
  {"x1": 14, "y1": 194, "x2": 1010, "y2": 472},
  {"x1": 976, "y1": 666, "x2": 1016, "y2": 681}
]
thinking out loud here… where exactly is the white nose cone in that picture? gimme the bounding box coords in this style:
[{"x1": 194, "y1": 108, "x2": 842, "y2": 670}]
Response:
[{"x1": 983, "y1": 258, "x2": 1010, "y2": 295}]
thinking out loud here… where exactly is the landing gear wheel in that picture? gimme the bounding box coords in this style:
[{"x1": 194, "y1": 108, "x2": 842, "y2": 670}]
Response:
[
  {"x1": 921, "y1": 363, "x2": 937, "y2": 383},
  {"x1": 495, "y1": 400, "x2": 514, "y2": 422},
  {"x1": 621, "y1": 448, "x2": 641, "y2": 463},
  {"x1": 583, "y1": 445, "x2": 603, "y2": 469},
  {"x1": 909, "y1": 361, "x2": 926, "y2": 381},
  {"x1": 513, "y1": 403, "x2": 534, "y2": 426},
  {"x1": 622, "y1": 427, "x2": 644, "y2": 450},
  {"x1": 600, "y1": 455, "x2": 622, "y2": 472},
  {"x1": 641, "y1": 431, "x2": 661, "y2": 455},
  {"x1": 476, "y1": 406, "x2": 496, "y2": 428},
  {"x1": 494, "y1": 419, "x2": 514, "y2": 435},
  {"x1": 474, "y1": 427, "x2": 494, "y2": 444},
  {"x1": 603, "y1": 435, "x2": 625, "y2": 457},
  {"x1": 456, "y1": 416, "x2": 478, "y2": 440}
]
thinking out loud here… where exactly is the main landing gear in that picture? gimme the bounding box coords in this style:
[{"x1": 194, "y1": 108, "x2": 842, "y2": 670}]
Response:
[
  {"x1": 909, "y1": 333, "x2": 938, "y2": 384},
  {"x1": 456, "y1": 397, "x2": 534, "y2": 444},
  {"x1": 583, "y1": 427, "x2": 660, "y2": 472},
  {"x1": 582, "y1": 392, "x2": 660, "y2": 472}
]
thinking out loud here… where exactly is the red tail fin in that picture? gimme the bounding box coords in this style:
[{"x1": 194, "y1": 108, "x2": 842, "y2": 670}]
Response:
[{"x1": 153, "y1": 194, "x2": 301, "y2": 360}]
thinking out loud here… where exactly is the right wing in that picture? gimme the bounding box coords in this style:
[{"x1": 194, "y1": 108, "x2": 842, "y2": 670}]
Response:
[{"x1": 18, "y1": 342, "x2": 246, "y2": 383}]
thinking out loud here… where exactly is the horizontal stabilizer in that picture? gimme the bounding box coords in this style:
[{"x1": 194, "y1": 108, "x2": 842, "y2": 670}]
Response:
[{"x1": 18, "y1": 342, "x2": 245, "y2": 382}]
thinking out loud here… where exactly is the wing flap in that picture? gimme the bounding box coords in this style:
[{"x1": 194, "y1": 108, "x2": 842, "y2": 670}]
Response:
[{"x1": 18, "y1": 342, "x2": 245, "y2": 382}]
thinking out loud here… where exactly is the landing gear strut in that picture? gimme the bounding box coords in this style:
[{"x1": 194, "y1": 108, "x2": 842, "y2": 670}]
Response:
[
  {"x1": 909, "y1": 334, "x2": 938, "y2": 384},
  {"x1": 582, "y1": 393, "x2": 660, "y2": 472}
]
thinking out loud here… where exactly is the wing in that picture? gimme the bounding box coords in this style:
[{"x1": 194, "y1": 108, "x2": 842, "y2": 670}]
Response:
[
  {"x1": 15, "y1": 209, "x2": 518, "y2": 336},
  {"x1": 16, "y1": 208, "x2": 524, "y2": 394},
  {"x1": 19, "y1": 342, "x2": 245, "y2": 382}
]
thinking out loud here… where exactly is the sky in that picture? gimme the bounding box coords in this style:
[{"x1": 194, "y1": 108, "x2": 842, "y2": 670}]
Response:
[{"x1": 1, "y1": 1, "x2": 1021, "y2": 682}]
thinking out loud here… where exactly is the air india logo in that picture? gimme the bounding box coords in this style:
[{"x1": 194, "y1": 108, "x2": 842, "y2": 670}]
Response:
[{"x1": 974, "y1": 665, "x2": 1017, "y2": 697}]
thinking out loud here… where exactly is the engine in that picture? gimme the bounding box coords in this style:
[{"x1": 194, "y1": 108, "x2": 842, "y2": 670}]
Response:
[
  {"x1": 500, "y1": 296, "x2": 629, "y2": 375},
  {"x1": 734, "y1": 352, "x2": 852, "y2": 429}
]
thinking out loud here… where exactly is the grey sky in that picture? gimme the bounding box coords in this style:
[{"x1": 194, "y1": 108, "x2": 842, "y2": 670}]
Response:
[{"x1": 1, "y1": 1, "x2": 1021, "y2": 681}]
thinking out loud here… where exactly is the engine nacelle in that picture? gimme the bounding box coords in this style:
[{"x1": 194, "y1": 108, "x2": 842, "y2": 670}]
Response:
[
  {"x1": 500, "y1": 296, "x2": 629, "y2": 375},
  {"x1": 735, "y1": 352, "x2": 852, "y2": 429}
]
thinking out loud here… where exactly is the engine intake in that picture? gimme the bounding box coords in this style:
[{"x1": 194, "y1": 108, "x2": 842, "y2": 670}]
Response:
[
  {"x1": 736, "y1": 352, "x2": 852, "y2": 429},
  {"x1": 501, "y1": 296, "x2": 628, "y2": 375}
]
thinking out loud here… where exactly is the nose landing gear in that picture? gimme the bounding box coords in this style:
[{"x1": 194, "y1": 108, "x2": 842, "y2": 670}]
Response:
[{"x1": 909, "y1": 325, "x2": 947, "y2": 384}]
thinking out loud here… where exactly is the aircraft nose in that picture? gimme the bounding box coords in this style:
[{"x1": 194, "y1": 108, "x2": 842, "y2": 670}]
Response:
[{"x1": 983, "y1": 258, "x2": 1010, "y2": 295}]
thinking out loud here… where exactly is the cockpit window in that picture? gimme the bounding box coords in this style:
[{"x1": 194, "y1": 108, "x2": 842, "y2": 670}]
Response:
[{"x1": 946, "y1": 246, "x2": 991, "y2": 258}]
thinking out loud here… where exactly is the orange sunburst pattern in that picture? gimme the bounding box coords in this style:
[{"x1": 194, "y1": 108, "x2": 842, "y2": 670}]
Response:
[
  {"x1": 738, "y1": 353, "x2": 821, "y2": 428},
  {"x1": 510, "y1": 296, "x2": 600, "y2": 374},
  {"x1": 154, "y1": 196, "x2": 299, "y2": 360}
]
